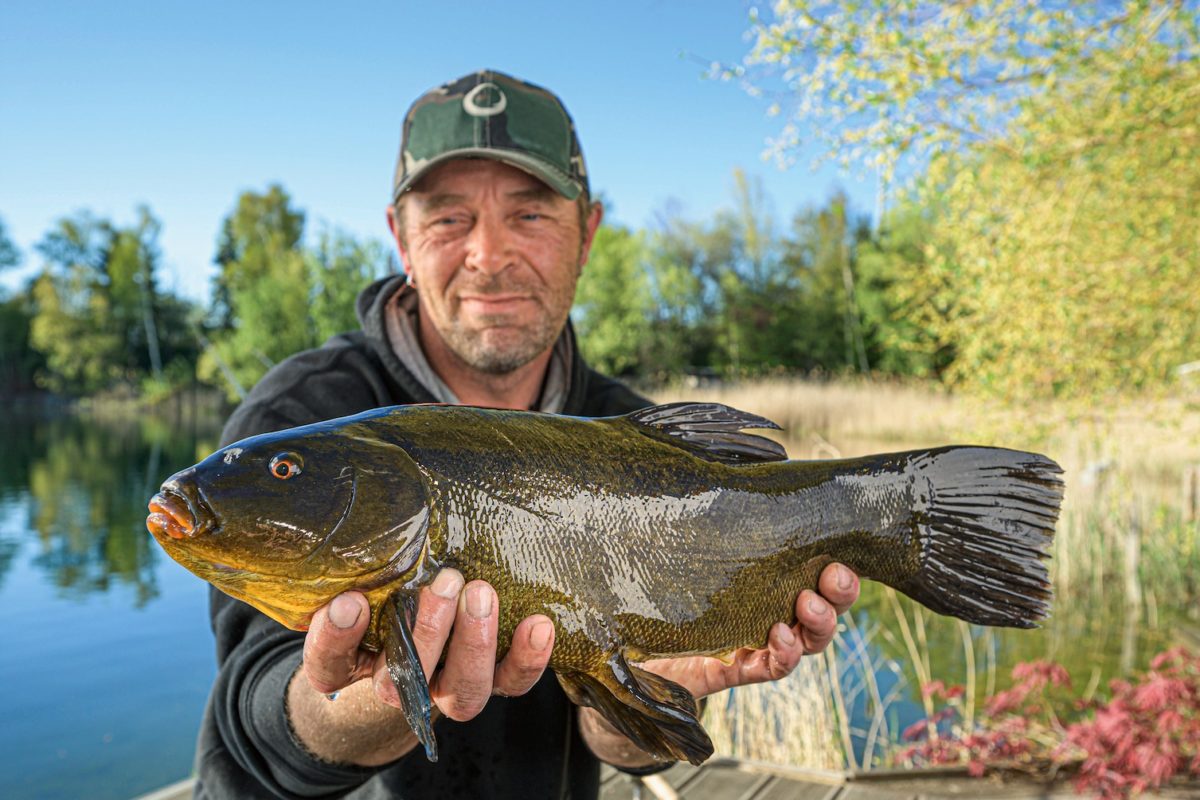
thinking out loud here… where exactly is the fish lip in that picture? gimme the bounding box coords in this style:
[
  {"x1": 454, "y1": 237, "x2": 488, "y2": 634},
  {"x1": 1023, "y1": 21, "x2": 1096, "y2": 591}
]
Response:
[{"x1": 147, "y1": 483, "x2": 216, "y2": 540}]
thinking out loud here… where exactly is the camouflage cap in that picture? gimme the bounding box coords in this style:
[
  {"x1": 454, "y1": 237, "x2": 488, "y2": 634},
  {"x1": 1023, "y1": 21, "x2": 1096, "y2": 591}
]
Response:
[{"x1": 393, "y1": 69, "x2": 590, "y2": 202}]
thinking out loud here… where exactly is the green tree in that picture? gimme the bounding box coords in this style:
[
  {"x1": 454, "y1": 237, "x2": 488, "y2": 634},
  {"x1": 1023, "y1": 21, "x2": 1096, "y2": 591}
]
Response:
[
  {"x1": 105, "y1": 206, "x2": 164, "y2": 379},
  {"x1": 308, "y1": 226, "x2": 392, "y2": 344},
  {"x1": 855, "y1": 199, "x2": 955, "y2": 378},
  {"x1": 0, "y1": 216, "x2": 42, "y2": 394},
  {"x1": 29, "y1": 213, "x2": 124, "y2": 394},
  {"x1": 737, "y1": 0, "x2": 1200, "y2": 398},
  {"x1": 924, "y1": 51, "x2": 1200, "y2": 399},
  {"x1": 201, "y1": 185, "x2": 311, "y2": 400},
  {"x1": 573, "y1": 220, "x2": 655, "y2": 376},
  {"x1": 28, "y1": 209, "x2": 193, "y2": 397},
  {"x1": 0, "y1": 216, "x2": 18, "y2": 273},
  {"x1": 779, "y1": 192, "x2": 874, "y2": 374}
]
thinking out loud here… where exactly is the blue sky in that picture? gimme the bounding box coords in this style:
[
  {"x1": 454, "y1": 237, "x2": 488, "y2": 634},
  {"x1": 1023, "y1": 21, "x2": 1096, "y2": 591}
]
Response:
[{"x1": 1, "y1": 1, "x2": 877, "y2": 302}]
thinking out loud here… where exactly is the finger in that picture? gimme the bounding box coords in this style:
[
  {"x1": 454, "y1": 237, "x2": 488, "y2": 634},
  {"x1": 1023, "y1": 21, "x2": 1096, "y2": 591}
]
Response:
[
  {"x1": 493, "y1": 615, "x2": 554, "y2": 697},
  {"x1": 817, "y1": 562, "x2": 860, "y2": 616},
  {"x1": 371, "y1": 568, "x2": 464, "y2": 709},
  {"x1": 794, "y1": 589, "x2": 837, "y2": 654},
  {"x1": 410, "y1": 568, "x2": 466, "y2": 677},
  {"x1": 302, "y1": 592, "x2": 374, "y2": 694},
  {"x1": 431, "y1": 580, "x2": 498, "y2": 721}
]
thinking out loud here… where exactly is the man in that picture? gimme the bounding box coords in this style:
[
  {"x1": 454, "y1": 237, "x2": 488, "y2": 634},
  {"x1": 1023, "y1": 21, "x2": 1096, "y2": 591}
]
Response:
[{"x1": 196, "y1": 69, "x2": 860, "y2": 799}]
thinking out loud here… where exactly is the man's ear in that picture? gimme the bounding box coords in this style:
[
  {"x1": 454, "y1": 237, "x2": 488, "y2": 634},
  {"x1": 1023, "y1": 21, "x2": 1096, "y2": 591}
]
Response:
[
  {"x1": 386, "y1": 203, "x2": 415, "y2": 279},
  {"x1": 578, "y1": 201, "x2": 604, "y2": 268}
]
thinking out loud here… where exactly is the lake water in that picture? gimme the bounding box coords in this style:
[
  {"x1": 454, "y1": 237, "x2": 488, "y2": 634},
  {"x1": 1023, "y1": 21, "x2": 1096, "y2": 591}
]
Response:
[
  {"x1": 0, "y1": 408, "x2": 222, "y2": 800},
  {"x1": 0, "y1": 408, "x2": 1187, "y2": 797}
]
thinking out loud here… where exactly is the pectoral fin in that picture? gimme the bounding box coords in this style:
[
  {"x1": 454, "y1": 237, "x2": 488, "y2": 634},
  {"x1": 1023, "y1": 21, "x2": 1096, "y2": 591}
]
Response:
[
  {"x1": 557, "y1": 653, "x2": 713, "y2": 766},
  {"x1": 383, "y1": 591, "x2": 437, "y2": 762}
]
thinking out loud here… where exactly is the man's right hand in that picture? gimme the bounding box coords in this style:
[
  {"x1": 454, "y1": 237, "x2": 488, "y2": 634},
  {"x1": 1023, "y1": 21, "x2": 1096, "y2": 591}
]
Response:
[{"x1": 287, "y1": 569, "x2": 556, "y2": 766}]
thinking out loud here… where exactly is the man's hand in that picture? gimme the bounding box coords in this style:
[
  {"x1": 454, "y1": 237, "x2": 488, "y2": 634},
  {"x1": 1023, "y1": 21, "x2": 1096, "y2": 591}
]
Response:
[
  {"x1": 578, "y1": 562, "x2": 860, "y2": 769},
  {"x1": 287, "y1": 568, "x2": 555, "y2": 767}
]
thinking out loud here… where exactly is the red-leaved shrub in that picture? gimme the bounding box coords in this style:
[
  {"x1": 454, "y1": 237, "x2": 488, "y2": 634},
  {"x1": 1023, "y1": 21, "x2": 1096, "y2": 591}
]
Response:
[{"x1": 893, "y1": 648, "x2": 1200, "y2": 799}]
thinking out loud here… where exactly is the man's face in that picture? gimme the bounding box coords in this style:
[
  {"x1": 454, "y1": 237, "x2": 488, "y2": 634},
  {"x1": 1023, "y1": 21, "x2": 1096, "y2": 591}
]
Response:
[{"x1": 389, "y1": 159, "x2": 601, "y2": 375}]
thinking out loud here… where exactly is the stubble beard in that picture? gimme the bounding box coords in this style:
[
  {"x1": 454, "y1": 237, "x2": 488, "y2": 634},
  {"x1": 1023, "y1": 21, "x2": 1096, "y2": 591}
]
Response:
[{"x1": 441, "y1": 273, "x2": 578, "y2": 376}]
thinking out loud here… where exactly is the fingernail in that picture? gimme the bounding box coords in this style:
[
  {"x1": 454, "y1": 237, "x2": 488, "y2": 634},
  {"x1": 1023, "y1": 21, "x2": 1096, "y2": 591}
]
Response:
[
  {"x1": 776, "y1": 623, "x2": 796, "y2": 647},
  {"x1": 329, "y1": 594, "x2": 361, "y2": 629},
  {"x1": 808, "y1": 596, "x2": 829, "y2": 616},
  {"x1": 836, "y1": 565, "x2": 853, "y2": 591},
  {"x1": 431, "y1": 569, "x2": 463, "y2": 599},
  {"x1": 466, "y1": 584, "x2": 493, "y2": 618},
  {"x1": 530, "y1": 621, "x2": 553, "y2": 651}
]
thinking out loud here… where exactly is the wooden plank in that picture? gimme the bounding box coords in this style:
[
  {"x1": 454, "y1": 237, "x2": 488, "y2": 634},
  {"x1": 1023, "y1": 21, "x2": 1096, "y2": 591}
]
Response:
[
  {"x1": 751, "y1": 776, "x2": 845, "y2": 800},
  {"x1": 675, "y1": 763, "x2": 764, "y2": 799}
]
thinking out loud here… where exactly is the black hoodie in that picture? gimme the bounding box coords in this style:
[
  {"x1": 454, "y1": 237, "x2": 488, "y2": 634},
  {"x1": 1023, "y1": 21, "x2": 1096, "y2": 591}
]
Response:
[{"x1": 194, "y1": 276, "x2": 650, "y2": 799}]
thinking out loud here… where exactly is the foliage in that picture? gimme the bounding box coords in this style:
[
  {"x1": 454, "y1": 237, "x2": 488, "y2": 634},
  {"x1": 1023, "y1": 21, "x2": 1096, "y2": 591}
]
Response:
[
  {"x1": 25, "y1": 209, "x2": 200, "y2": 397},
  {"x1": 201, "y1": 186, "x2": 391, "y2": 401},
  {"x1": 0, "y1": 216, "x2": 19, "y2": 273},
  {"x1": 0, "y1": 217, "x2": 41, "y2": 393},
  {"x1": 731, "y1": 1, "x2": 1200, "y2": 400},
  {"x1": 308, "y1": 226, "x2": 393, "y2": 345},
  {"x1": 29, "y1": 214, "x2": 125, "y2": 394},
  {"x1": 897, "y1": 650, "x2": 1200, "y2": 798},
  {"x1": 572, "y1": 221, "x2": 656, "y2": 375},
  {"x1": 574, "y1": 178, "x2": 929, "y2": 380},
  {"x1": 854, "y1": 199, "x2": 955, "y2": 378},
  {"x1": 922, "y1": 50, "x2": 1200, "y2": 399},
  {"x1": 735, "y1": 0, "x2": 1198, "y2": 181}
]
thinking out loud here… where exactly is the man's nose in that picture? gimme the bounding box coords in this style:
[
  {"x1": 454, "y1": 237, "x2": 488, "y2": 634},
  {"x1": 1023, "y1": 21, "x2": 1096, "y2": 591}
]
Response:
[{"x1": 463, "y1": 215, "x2": 513, "y2": 276}]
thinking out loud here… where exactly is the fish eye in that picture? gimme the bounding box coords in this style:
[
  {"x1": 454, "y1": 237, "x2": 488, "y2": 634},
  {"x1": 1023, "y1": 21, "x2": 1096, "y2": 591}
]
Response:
[{"x1": 269, "y1": 452, "x2": 303, "y2": 480}]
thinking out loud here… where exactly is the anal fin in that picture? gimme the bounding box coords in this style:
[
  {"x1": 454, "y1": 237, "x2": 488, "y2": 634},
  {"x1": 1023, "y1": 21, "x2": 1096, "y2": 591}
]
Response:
[
  {"x1": 383, "y1": 592, "x2": 437, "y2": 762},
  {"x1": 557, "y1": 653, "x2": 713, "y2": 766}
]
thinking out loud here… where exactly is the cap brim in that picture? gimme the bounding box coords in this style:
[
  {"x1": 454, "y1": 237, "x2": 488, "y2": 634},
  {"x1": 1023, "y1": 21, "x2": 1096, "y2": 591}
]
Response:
[{"x1": 393, "y1": 148, "x2": 581, "y2": 202}]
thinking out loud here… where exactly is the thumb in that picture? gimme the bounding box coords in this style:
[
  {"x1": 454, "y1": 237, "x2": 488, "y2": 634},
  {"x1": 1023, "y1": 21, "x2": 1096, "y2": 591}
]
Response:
[{"x1": 302, "y1": 592, "x2": 372, "y2": 694}]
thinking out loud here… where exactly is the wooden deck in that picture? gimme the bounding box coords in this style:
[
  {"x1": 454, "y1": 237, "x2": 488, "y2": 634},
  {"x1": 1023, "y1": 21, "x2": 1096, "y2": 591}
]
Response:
[
  {"x1": 601, "y1": 760, "x2": 1200, "y2": 800},
  {"x1": 133, "y1": 760, "x2": 1200, "y2": 800}
]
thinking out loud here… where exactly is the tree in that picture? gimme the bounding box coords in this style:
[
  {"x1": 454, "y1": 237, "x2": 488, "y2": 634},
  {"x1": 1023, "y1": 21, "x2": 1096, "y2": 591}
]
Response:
[
  {"x1": 0, "y1": 216, "x2": 18, "y2": 274},
  {"x1": 572, "y1": 220, "x2": 655, "y2": 376},
  {"x1": 735, "y1": 0, "x2": 1200, "y2": 398},
  {"x1": 307, "y1": 226, "x2": 392, "y2": 344},
  {"x1": 0, "y1": 216, "x2": 41, "y2": 395},
  {"x1": 29, "y1": 213, "x2": 124, "y2": 394},
  {"x1": 201, "y1": 185, "x2": 311, "y2": 399},
  {"x1": 855, "y1": 198, "x2": 956, "y2": 378},
  {"x1": 735, "y1": 1, "x2": 1196, "y2": 181},
  {"x1": 105, "y1": 206, "x2": 164, "y2": 379},
  {"x1": 922, "y1": 51, "x2": 1200, "y2": 399}
]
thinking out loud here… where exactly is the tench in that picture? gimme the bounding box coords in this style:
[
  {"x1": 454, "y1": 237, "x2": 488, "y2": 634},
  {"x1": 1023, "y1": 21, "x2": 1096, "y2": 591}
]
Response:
[{"x1": 146, "y1": 402, "x2": 1062, "y2": 765}]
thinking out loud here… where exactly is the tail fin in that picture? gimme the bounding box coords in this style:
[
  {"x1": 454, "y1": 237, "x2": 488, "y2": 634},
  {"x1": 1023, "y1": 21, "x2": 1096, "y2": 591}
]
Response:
[{"x1": 896, "y1": 447, "x2": 1063, "y2": 628}]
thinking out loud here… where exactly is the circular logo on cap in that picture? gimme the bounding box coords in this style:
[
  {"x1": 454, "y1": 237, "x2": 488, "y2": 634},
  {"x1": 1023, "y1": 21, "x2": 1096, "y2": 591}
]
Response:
[{"x1": 463, "y1": 82, "x2": 507, "y2": 117}]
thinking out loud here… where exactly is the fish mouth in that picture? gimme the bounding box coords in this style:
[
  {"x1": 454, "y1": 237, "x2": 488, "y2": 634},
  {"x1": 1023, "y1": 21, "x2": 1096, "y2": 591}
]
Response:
[{"x1": 147, "y1": 481, "x2": 216, "y2": 541}]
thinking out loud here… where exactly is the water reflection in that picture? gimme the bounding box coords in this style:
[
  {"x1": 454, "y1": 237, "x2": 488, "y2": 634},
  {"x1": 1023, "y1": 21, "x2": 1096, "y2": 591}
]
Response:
[{"x1": 0, "y1": 409, "x2": 220, "y2": 602}]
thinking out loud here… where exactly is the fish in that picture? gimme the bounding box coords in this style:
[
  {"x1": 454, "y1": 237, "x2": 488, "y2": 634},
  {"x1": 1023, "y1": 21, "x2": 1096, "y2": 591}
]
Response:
[{"x1": 146, "y1": 402, "x2": 1063, "y2": 766}]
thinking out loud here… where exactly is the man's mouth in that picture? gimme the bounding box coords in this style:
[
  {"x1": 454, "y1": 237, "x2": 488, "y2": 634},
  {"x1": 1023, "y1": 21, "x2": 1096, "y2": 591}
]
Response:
[{"x1": 459, "y1": 294, "x2": 533, "y2": 314}]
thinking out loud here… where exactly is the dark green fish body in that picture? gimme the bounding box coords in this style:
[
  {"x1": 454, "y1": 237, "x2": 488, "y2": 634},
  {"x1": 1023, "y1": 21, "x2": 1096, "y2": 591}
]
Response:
[{"x1": 148, "y1": 402, "x2": 1063, "y2": 765}]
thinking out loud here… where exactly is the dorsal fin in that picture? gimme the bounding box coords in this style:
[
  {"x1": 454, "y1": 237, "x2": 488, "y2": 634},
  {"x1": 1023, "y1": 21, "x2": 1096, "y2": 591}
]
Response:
[{"x1": 625, "y1": 402, "x2": 787, "y2": 464}]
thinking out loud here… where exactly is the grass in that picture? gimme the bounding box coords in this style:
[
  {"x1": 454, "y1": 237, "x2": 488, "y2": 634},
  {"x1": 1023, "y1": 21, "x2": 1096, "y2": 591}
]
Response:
[{"x1": 652, "y1": 376, "x2": 1200, "y2": 770}]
